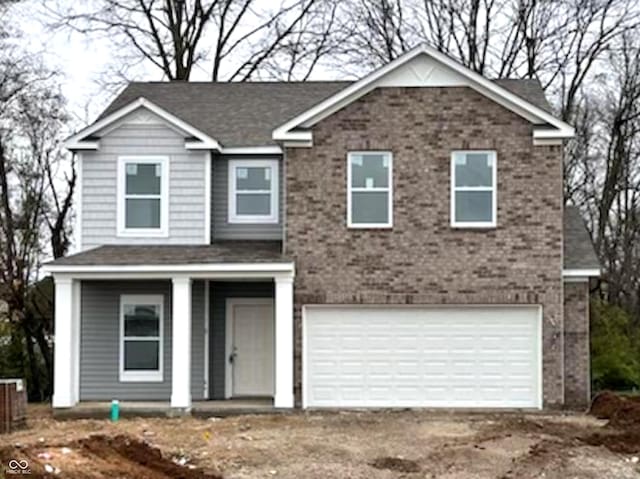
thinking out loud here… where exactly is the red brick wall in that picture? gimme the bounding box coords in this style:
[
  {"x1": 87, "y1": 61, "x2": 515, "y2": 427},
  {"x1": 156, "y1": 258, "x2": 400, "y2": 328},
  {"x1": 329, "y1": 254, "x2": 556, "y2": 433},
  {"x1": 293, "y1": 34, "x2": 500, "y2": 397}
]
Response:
[
  {"x1": 563, "y1": 281, "x2": 591, "y2": 408},
  {"x1": 285, "y1": 86, "x2": 564, "y2": 407}
]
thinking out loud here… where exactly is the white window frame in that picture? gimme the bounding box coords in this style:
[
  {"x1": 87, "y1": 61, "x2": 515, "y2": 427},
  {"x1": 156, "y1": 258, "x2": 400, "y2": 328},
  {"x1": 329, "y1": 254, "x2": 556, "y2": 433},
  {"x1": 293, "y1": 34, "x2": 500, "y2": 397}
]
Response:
[
  {"x1": 117, "y1": 156, "x2": 169, "y2": 237},
  {"x1": 228, "y1": 159, "x2": 279, "y2": 224},
  {"x1": 450, "y1": 150, "x2": 497, "y2": 228},
  {"x1": 347, "y1": 151, "x2": 393, "y2": 228},
  {"x1": 119, "y1": 294, "x2": 164, "y2": 382}
]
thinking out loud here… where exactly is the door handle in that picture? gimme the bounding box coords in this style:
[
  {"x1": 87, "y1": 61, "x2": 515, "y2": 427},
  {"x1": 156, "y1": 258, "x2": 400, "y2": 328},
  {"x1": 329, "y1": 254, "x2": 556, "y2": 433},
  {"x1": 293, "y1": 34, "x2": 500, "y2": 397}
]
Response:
[{"x1": 229, "y1": 347, "x2": 237, "y2": 364}]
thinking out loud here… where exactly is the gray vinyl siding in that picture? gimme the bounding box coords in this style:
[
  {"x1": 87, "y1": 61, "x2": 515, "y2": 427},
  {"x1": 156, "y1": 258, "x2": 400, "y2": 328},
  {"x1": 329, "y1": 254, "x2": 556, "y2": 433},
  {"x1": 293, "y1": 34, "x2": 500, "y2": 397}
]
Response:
[
  {"x1": 208, "y1": 281, "x2": 274, "y2": 399},
  {"x1": 211, "y1": 155, "x2": 283, "y2": 240},
  {"x1": 79, "y1": 280, "x2": 206, "y2": 401},
  {"x1": 81, "y1": 112, "x2": 207, "y2": 251}
]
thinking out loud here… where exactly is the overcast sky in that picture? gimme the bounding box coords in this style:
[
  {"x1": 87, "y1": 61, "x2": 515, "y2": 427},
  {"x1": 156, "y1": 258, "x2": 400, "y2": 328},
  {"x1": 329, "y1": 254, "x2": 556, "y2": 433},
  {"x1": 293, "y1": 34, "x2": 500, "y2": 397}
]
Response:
[
  {"x1": 8, "y1": 1, "x2": 117, "y2": 125},
  {"x1": 8, "y1": 0, "x2": 346, "y2": 129}
]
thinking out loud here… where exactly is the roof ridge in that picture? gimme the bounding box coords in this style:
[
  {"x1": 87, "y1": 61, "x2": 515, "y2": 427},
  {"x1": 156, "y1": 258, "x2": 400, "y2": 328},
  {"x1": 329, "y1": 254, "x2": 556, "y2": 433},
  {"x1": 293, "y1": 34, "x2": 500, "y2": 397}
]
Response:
[
  {"x1": 127, "y1": 80, "x2": 354, "y2": 85},
  {"x1": 491, "y1": 77, "x2": 540, "y2": 81},
  {"x1": 126, "y1": 79, "x2": 538, "y2": 85}
]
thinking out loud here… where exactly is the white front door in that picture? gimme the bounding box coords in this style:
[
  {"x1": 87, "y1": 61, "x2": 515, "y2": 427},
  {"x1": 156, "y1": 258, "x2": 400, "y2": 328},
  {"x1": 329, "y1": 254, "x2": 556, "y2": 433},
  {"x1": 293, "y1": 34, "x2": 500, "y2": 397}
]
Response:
[{"x1": 227, "y1": 298, "x2": 274, "y2": 397}]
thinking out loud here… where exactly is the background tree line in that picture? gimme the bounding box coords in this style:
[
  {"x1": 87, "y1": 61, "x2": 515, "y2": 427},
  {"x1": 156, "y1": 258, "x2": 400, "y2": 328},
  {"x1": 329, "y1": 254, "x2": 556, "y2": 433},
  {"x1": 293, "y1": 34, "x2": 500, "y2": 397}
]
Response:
[{"x1": 1, "y1": 0, "x2": 638, "y2": 400}]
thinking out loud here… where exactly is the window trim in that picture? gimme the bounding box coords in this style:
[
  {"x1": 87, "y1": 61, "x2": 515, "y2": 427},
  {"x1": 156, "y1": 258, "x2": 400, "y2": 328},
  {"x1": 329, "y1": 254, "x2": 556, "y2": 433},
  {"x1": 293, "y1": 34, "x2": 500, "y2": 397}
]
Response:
[
  {"x1": 347, "y1": 151, "x2": 393, "y2": 228},
  {"x1": 228, "y1": 159, "x2": 279, "y2": 224},
  {"x1": 119, "y1": 294, "x2": 164, "y2": 383},
  {"x1": 450, "y1": 150, "x2": 497, "y2": 228},
  {"x1": 117, "y1": 156, "x2": 169, "y2": 237}
]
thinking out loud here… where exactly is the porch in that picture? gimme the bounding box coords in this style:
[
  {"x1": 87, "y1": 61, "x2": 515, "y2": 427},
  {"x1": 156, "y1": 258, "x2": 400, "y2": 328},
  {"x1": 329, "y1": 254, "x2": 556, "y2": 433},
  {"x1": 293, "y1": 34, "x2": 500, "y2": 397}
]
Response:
[
  {"x1": 43, "y1": 243, "x2": 295, "y2": 411},
  {"x1": 52, "y1": 398, "x2": 279, "y2": 419}
]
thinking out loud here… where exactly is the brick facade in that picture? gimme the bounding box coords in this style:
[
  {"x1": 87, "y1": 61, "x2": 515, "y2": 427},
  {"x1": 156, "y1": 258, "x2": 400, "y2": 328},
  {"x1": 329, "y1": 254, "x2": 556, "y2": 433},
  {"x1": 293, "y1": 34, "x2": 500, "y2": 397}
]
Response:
[
  {"x1": 285, "y1": 86, "x2": 566, "y2": 407},
  {"x1": 563, "y1": 281, "x2": 591, "y2": 408}
]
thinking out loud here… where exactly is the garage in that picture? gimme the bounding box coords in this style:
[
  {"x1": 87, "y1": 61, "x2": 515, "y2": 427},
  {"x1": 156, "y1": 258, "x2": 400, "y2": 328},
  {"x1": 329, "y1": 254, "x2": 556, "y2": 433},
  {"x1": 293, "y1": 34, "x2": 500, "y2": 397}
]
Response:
[{"x1": 303, "y1": 306, "x2": 541, "y2": 409}]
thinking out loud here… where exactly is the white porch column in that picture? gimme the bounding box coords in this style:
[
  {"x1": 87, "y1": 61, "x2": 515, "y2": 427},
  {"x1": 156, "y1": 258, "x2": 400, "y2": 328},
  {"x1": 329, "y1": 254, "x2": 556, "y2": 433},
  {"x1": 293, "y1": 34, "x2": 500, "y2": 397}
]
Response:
[
  {"x1": 171, "y1": 276, "x2": 192, "y2": 409},
  {"x1": 53, "y1": 276, "x2": 79, "y2": 408},
  {"x1": 274, "y1": 275, "x2": 294, "y2": 408}
]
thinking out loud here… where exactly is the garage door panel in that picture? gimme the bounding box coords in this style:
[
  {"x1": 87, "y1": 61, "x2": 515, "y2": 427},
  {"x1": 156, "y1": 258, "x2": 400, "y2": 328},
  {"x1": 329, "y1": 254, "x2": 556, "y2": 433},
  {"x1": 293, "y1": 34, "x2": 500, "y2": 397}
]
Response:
[{"x1": 304, "y1": 306, "x2": 541, "y2": 408}]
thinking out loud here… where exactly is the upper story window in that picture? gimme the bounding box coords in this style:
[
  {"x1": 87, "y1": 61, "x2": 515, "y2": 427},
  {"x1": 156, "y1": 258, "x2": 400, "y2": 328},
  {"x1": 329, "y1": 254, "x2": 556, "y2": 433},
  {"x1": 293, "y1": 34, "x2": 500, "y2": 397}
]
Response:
[
  {"x1": 119, "y1": 294, "x2": 163, "y2": 382},
  {"x1": 451, "y1": 151, "x2": 497, "y2": 228},
  {"x1": 117, "y1": 156, "x2": 169, "y2": 237},
  {"x1": 228, "y1": 159, "x2": 279, "y2": 224},
  {"x1": 347, "y1": 152, "x2": 393, "y2": 228}
]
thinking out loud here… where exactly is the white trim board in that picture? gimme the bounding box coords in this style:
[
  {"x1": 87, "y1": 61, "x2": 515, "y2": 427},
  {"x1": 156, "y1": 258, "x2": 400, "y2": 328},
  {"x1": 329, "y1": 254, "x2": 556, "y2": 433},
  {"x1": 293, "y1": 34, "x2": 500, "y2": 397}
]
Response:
[
  {"x1": 44, "y1": 262, "x2": 295, "y2": 275},
  {"x1": 223, "y1": 146, "x2": 282, "y2": 155},
  {"x1": 74, "y1": 152, "x2": 83, "y2": 252},
  {"x1": 47, "y1": 271, "x2": 292, "y2": 281},
  {"x1": 273, "y1": 45, "x2": 574, "y2": 145},
  {"x1": 563, "y1": 268, "x2": 601, "y2": 277},
  {"x1": 204, "y1": 153, "x2": 212, "y2": 244}
]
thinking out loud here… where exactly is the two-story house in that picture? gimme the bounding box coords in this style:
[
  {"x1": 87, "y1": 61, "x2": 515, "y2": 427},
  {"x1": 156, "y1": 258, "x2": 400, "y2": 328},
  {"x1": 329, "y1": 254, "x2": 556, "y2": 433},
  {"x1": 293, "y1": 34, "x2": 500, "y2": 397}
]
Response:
[{"x1": 45, "y1": 45, "x2": 600, "y2": 412}]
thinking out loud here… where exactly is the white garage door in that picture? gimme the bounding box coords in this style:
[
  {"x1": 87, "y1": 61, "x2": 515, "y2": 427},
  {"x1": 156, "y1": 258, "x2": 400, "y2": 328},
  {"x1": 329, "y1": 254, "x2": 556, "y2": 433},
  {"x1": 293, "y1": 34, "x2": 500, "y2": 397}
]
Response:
[{"x1": 303, "y1": 306, "x2": 541, "y2": 409}]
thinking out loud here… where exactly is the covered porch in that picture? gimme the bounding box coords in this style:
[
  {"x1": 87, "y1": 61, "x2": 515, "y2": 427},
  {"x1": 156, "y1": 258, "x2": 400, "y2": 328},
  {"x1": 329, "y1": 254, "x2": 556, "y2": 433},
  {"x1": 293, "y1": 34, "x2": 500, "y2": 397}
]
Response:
[
  {"x1": 52, "y1": 398, "x2": 278, "y2": 419},
  {"x1": 43, "y1": 242, "x2": 294, "y2": 411}
]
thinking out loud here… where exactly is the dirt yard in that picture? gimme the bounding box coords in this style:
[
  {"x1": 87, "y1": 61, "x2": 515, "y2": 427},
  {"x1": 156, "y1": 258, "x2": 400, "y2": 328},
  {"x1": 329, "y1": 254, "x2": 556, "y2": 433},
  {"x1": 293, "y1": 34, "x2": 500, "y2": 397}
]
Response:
[{"x1": 1, "y1": 401, "x2": 640, "y2": 478}]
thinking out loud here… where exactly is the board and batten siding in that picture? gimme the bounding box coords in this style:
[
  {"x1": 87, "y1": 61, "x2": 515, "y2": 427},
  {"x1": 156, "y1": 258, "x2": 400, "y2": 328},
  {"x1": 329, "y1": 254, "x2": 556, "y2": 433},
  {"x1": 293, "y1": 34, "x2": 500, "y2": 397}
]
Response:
[
  {"x1": 79, "y1": 280, "x2": 206, "y2": 401},
  {"x1": 211, "y1": 155, "x2": 283, "y2": 240},
  {"x1": 208, "y1": 281, "x2": 275, "y2": 399},
  {"x1": 80, "y1": 112, "x2": 208, "y2": 250}
]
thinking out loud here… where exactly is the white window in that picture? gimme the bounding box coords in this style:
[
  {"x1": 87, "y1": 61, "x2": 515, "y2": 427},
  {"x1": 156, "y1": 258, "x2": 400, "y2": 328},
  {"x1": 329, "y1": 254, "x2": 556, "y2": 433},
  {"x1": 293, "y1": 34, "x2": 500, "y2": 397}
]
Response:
[
  {"x1": 117, "y1": 156, "x2": 169, "y2": 237},
  {"x1": 119, "y1": 295, "x2": 164, "y2": 382},
  {"x1": 451, "y1": 151, "x2": 497, "y2": 228},
  {"x1": 228, "y1": 159, "x2": 279, "y2": 223},
  {"x1": 347, "y1": 151, "x2": 393, "y2": 228}
]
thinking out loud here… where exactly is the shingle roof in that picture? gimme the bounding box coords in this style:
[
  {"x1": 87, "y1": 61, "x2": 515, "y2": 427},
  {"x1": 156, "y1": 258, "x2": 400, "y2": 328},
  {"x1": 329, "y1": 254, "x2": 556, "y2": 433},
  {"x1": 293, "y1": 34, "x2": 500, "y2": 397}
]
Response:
[
  {"x1": 99, "y1": 79, "x2": 552, "y2": 147},
  {"x1": 492, "y1": 79, "x2": 552, "y2": 113},
  {"x1": 564, "y1": 205, "x2": 600, "y2": 270},
  {"x1": 47, "y1": 242, "x2": 286, "y2": 266},
  {"x1": 100, "y1": 81, "x2": 350, "y2": 147}
]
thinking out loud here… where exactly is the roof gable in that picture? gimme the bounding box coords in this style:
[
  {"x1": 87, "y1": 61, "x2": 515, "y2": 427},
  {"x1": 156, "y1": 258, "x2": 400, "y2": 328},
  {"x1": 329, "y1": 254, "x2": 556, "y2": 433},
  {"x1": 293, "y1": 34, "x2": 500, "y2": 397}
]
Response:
[
  {"x1": 65, "y1": 97, "x2": 221, "y2": 151},
  {"x1": 66, "y1": 51, "x2": 567, "y2": 152},
  {"x1": 272, "y1": 45, "x2": 573, "y2": 146},
  {"x1": 96, "y1": 107, "x2": 192, "y2": 138},
  {"x1": 97, "y1": 81, "x2": 350, "y2": 148}
]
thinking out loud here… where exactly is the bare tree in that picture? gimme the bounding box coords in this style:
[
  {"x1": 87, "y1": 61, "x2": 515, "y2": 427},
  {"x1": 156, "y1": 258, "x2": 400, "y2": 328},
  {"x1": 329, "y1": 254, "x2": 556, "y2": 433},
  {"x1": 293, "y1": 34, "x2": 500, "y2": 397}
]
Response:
[
  {"x1": 49, "y1": 0, "x2": 338, "y2": 82},
  {"x1": 249, "y1": 0, "x2": 342, "y2": 80},
  {"x1": 337, "y1": 0, "x2": 638, "y2": 120},
  {"x1": 334, "y1": 0, "x2": 412, "y2": 71},
  {"x1": 565, "y1": 34, "x2": 640, "y2": 314},
  {"x1": 595, "y1": 37, "x2": 640, "y2": 309},
  {"x1": 552, "y1": 0, "x2": 640, "y2": 120},
  {"x1": 422, "y1": 0, "x2": 639, "y2": 119},
  {"x1": 419, "y1": 0, "x2": 507, "y2": 75},
  {"x1": 0, "y1": 43, "x2": 75, "y2": 399}
]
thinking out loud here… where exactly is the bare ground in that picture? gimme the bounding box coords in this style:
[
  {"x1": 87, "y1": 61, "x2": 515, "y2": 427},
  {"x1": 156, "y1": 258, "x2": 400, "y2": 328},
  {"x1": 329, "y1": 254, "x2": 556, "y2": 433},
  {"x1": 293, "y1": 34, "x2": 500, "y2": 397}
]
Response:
[{"x1": 1, "y1": 404, "x2": 639, "y2": 478}]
